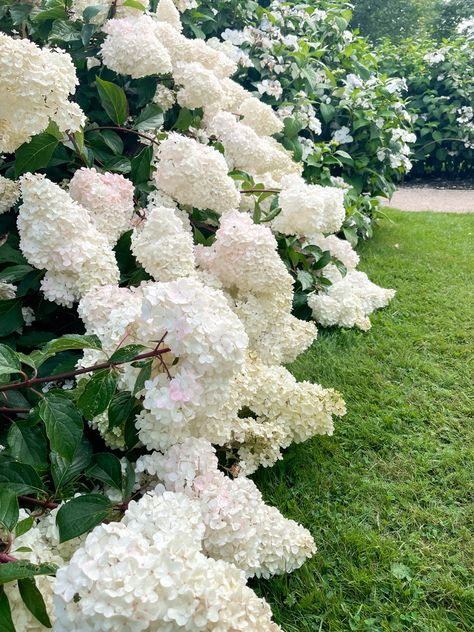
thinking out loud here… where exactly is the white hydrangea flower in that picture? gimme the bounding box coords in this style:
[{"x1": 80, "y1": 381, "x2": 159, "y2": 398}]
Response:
[
  {"x1": 332, "y1": 126, "x2": 354, "y2": 144},
  {"x1": 308, "y1": 268, "x2": 395, "y2": 330},
  {"x1": 0, "y1": 175, "x2": 20, "y2": 213},
  {"x1": 53, "y1": 492, "x2": 281, "y2": 631},
  {"x1": 0, "y1": 282, "x2": 16, "y2": 300},
  {"x1": 153, "y1": 84, "x2": 176, "y2": 112},
  {"x1": 238, "y1": 96, "x2": 283, "y2": 136},
  {"x1": 154, "y1": 132, "x2": 240, "y2": 213},
  {"x1": 308, "y1": 234, "x2": 359, "y2": 271},
  {"x1": 155, "y1": 0, "x2": 182, "y2": 30},
  {"x1": 6, "y1": 508, "x2": 83, "y2": 631},
  {"x1": 131, "y1": 204, "x2": 195, "y2": 281},
  {"x1": 101, "y1": 16, "x2": 172, "y2": 79},
  {"x1": 136, "y1": 278, "x2": 248, "y2": 450},
  {"x1": 136, "y1": 439, "x2": 316, "y2": 578},
  {"x1": 173, "y1": 61, "x2": 225, "y2": 110},
  {"x1": 68, "y1": 168, "x2": 135, "y2": 245},
  {"x1": 18, "y1": 174, "x2": 119, "y2": 306},
  {"x1": 154, "y1": 21, "x2": 237, "y2": 78},
  {"x1": 229, "y1": 356, "x2": 346, "y2": 473},
  {"x1": 0, "y1": 34, "x2": 84, "y2": 153},
  {"x1": 196, "y1": 209, "x2": 291, "y2": 296},
  {"x1": 208, "y1": 111, "x2": 301, "y2": 178},
  {"x1": 271, "y1": 174, "x2": 346, "y2": 237}
]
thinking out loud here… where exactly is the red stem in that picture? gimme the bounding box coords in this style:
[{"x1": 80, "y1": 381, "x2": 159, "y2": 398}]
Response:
[
  {"x1": 88, "y1": 126, "x2": 162, "y2": 148},
  {"x1": 241, "y1": 188, "x2": 280, "y2": 194},
  {"x1": 18, "y1": 496, "x2": 59, "y2": 510},
  {"x1": 0, "y1": 347, "x2": 170, "y2": 394}
]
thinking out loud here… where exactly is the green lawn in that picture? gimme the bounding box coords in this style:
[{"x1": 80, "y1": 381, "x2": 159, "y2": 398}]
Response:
[{"x1": 253, "y1": 209, "x2": 474, "y2": 632}]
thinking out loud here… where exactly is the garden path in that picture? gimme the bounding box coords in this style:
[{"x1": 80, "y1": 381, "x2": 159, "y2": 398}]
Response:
[{"x1": 380, "y1": 186, "x2": 474, "y2": 213}]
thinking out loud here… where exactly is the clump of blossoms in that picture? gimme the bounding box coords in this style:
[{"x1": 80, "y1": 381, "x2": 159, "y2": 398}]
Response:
[
  {"x1": 183, "y1": 0, "x2": 416, "y2": 231},
  {"x1": 0, "y1": 1, "x2": 395, "y2": 628},
  {"x1": 0, "y1": 33, "x2": 84, "y2": 153}
]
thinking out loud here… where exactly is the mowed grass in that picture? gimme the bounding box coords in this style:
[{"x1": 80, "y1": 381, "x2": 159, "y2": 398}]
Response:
[{"x1": 252, "y1": 209, "x2": 474, "y2": 632}]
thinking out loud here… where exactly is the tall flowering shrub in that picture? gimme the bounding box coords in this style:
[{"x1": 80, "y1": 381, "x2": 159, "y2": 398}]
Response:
[
  {"x1": 378, "y1": 32, "x2": 474, "y2": 177},
  {"x1": 182, "y1": 0, "x2": 416, "y2": 238},
  {"x1": 0, "y1": 1, "x2": 393, "y2": 628}
]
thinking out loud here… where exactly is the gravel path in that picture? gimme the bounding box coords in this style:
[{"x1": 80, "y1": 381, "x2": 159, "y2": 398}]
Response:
[{"x1": 381, "y1": 186, "x2": 474, "y2": 213}]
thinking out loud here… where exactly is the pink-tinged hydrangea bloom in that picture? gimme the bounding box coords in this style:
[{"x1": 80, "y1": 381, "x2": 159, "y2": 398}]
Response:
[
  {"x1": 18, "y1": 174, "x2": 119, "y2": 306},
  {"x1": 136, "y1": 438, "x2": 316, "y2": 578},
  {"x1": 69, "y1": 167, "x2": 134, "y2": 245},
  {"x1": 0, "y1": 34, "x2": 84, "y2": 153}
]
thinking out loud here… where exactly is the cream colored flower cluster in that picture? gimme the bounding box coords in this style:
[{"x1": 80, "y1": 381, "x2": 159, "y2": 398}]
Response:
[
  {"x1": 0, "y1": 174, "x2": 19, "y2": 214},
  {"x1": 54, "y1": 491, "x2": 281, "y2": 631},
  {"x1": 136, "y1": 438, "x2": 316, "y2": 579},
  {"x1": 5, "y1": 508, "x2": 82, "y2": 631},
  {"x1": 131, "y1": 204, "x2": 195, "y2": 281},
  {"x1": 17, "y1": 174, "x2": 120, "y2": 306},
  {"x1": 69, "y1": 167, "x2": 134, "y2": 246},
  {"x1": 308, "y1": 267, "x2": 396, "y2": 331},
  {"x1": 0, "y1": 34, "x2": 84, "y2": 153}
]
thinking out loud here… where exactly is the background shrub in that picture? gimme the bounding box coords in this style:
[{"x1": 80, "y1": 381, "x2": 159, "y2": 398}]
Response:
[
  {"x1": 186, "y1": 0, "x2": 416, "y2": 239},
  {"x1": 378, "y1": 35, "x2": 474, "y2": 177}
]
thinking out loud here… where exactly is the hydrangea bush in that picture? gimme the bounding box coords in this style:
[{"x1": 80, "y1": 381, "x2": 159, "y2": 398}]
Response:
[
  {"x1": 183, "y1": 0, "x2": 416, "y2": 238},
  {"x1": 378, "y1": 32, "x2": 474, "y2": 177},
  {"x1": 0, "y1": 0, "x2": 394, "y2": 628}
]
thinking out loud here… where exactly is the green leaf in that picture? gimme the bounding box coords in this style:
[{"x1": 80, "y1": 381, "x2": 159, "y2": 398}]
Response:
[
  {"x1": 103, "y1": 156, "x2": 131, "y2": 174},
  {"x1": 38, "y1": 395, "x2": 83, "y2": 462},
  {"x1": 109, "y1": 345, "x2": 145, "y2": 364},
  {"x1": 319, "y1": 103, "x2": 335, "y2": 123},
  {"x1": 0, "y1": 299, "x2": 24, "y2": 337},
  {"x1": 82, "y1": 5, "x2": 103, "y2": 22},
  {"x1": 14, "y1": 133, "x2": 59, "y2": 177},
  {"x1": 101, "y1": 130, "x2": 123, "y2": 155},
  {"x1": 0, "y1": 561, "x2": 57, "y2": 585},
  {"x1": 131, "y1": 146, "x2": 153, "y2": 185},
  {"x1": 44, "y1": 334, "x2": 102, "y2": 356},
  {"x1": 0, "y1": 345, "x2": 21, "y2": 378},
  {"x1": 48, "y1": 19, "x2": 82, "y2": 42},
  {"x1": 0, "y1": 243, "x2": 27, "y2": 266},
  {"x1": 77, "y1": 369, "x2": 117, "y2": 419},
  {"x1": 0, "y1": 588, "x2": 15, "y2": 632},
  {"x1": 122, "y1": 0, "x2": 146, "y2": 9},
  {"x1": 0, "y1": 462, "x2": 44, "y2": 495},
  {"x1": 87, "y1": 453, "x2": 123, "y2": 491},
  {"x1": 51, "y1": 439, "x2": 92, "y2": 491},
  {"x1": 108, "y1": 391, "x2": 137, "y2": 429},
  {"x1": 0, "y1": 265, "x2": 34, "y2": 284},
  {"x1": 7, "y1": 422, "x2": 48, "y2": 470},
  {"x1": 32, "y1": 0, "x2": 67, "y2": 21},
  {"x1": 122, "y1": 460, "x2": 135, "y2": 501},
  {"x1": 297, "y1": 270, "x2": 314, "y2": 291},
  {"x1": 313, "y1": 250, "x2": 332, "y2": 270},
  {"x1": 18, "y1": 578, "x2": 52, "y2": 628},
  {"x1": 134, "y1": 103, "x2": 164, "y2": 131},
  {"x1": 15, "y1": 516, "x2": 33, "y2": 539},
  {"x1": 133, "y1": 359, "x2": 152, "y2": 395},
  {"x1": 56, "y1": 494, "x2": 113, "y2": 542},
  {"x1": 96, "y1": 77, "x2": 129, "y2": 125},
  {"x1": 0, "y1": 489, "x2": 19, "y2": 532}
]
